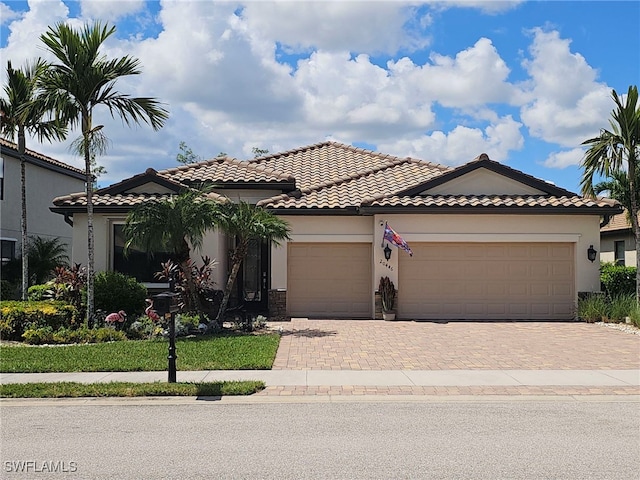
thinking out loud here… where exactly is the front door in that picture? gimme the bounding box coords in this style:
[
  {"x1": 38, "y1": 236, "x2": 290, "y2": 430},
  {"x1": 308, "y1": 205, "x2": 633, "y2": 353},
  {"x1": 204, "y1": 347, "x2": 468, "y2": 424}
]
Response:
[{"x1": 237, "y1": 239, "x2": 269, "y2": 315}]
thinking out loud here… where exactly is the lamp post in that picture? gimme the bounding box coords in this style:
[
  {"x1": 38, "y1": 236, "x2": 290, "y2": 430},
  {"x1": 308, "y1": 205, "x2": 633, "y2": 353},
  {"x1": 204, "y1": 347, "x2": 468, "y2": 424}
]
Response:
[{"x1": 152, "y1": 292, "x2": 180, "y2": 383}]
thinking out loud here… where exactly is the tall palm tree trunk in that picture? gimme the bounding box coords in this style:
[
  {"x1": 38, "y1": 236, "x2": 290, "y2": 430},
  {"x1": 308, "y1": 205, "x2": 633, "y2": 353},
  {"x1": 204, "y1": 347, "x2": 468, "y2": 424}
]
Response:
[
  {"x1": 83, "y1": 116, "x2": 95, "y2": 325},
  {"x1": 18, "y1": 128, "x2": 28, "y2": 300}
]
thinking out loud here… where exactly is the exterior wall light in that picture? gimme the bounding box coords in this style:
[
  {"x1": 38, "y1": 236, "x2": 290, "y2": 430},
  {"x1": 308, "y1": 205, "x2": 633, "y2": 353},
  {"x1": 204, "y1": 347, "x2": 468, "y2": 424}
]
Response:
[
  {"x1": 384, "y1": 244, "x2": 392, "y2": 260},
  {"x1": 587, "y1": 245, "x2": 597, "y2": 263}
]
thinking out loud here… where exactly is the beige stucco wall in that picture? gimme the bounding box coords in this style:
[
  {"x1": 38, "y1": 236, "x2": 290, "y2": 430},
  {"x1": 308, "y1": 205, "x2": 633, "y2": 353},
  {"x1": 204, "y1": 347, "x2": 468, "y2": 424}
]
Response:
[
  {"x1": 1, "y1": 154, "x2": 84, "y2": 258},
  {"x1": 75, "y1": 210, "x2": 603, "y2": 310},
  {"x1": 423, "y1": 169, "x2": 546, "y2": 195}
]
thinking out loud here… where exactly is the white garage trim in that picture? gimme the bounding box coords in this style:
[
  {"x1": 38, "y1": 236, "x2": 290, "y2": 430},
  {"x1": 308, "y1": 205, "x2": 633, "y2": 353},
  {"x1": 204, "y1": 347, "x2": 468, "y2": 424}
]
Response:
[{"x1": 287, "y1": 243, "x2": 372, "y2": 318}]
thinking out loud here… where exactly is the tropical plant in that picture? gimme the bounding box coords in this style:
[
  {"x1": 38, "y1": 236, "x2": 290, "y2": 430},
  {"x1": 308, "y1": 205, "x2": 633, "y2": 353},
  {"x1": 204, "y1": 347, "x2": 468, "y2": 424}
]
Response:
[
  {"x1": 48, "y1": 264, "x2": 87, "y2": 312},
  {"x1": 214, "y1": 201, "x2": 291, "y2": 328},
  {"x1": 38, "y1": 21, "x2": 169, "y2": 323},
  {"x1": 580, "y1": 85, "x2": 640, "y2": 299},
  {"x1": 155, "y1": 257, "x2": 218, "y2": 316},
  {"x1": 0, "y1": 59, "x2": 67, "y2": 299},
  {"x1": 378, "y1": 276, "x2": 396, "y2": 313},
  {"x1": 123, "y1": 189, "x2": 220, "y2": 323},
  {"x1": 26, "y1": 236, "x2": 69, "y2": 285},
  {"x1": 593, "y1": 169, "x2": 640, "y2": 223}
]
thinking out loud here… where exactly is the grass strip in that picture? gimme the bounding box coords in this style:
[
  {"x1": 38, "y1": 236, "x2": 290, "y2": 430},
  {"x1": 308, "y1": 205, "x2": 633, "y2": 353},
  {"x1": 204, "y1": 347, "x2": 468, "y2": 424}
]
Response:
[
  {"x1": 0, "y1": 381, "x2": 265, "y2": 398},
  {"x1": 0, "y1": 333, "x2": 280, "y2": 373}
]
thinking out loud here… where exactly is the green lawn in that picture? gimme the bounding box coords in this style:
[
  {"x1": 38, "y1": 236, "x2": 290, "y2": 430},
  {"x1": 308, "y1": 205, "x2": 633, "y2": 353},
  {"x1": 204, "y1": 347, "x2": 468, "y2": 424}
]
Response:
[
  {"x1": 0, "y1": 333, "x2": 280, "y2": 373},
  {"x1": 0, "y1": 381, "x2": 265, "y2": 398}
]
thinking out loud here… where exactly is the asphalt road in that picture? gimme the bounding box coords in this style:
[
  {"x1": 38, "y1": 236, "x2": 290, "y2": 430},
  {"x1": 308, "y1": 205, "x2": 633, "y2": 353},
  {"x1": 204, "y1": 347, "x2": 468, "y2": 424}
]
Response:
[{"x1": 1, "y1": 398, "x2": 639, "y2": 480}]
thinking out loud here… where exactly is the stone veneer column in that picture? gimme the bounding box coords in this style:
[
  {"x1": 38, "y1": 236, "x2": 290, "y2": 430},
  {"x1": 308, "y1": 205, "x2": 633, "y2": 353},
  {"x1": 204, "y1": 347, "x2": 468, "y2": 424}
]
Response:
[{"x1": 268, "y1": 289, "x2": 288, "y2": 321}]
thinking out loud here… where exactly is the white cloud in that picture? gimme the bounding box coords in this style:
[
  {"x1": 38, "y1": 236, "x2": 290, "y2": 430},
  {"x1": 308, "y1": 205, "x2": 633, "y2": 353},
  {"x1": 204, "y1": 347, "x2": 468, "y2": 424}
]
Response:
[
  {"x1": 0, "y1": 2, "x2": 21, "y2": 25},
  {"x1": 241, "y1": 2, "x2": 431, "y2": 55},
  {"x1": 79, "y1": 0, "x2": 145, "y2": 22},
  {"x1": 379, "y1": 115, "x2": 523, "y2": 165},
  {"x1": 543, "y1": 148, "x2": 585, "y2": 169},
  {"x1": 520, "y1": 28, "x2": 612, "y2": 148}
]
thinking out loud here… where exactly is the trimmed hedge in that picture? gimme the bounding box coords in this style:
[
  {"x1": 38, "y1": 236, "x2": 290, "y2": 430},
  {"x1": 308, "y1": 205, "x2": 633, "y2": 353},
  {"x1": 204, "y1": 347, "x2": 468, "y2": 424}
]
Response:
[
  {"x1": 94, "y1": 271, "x2": 147, "y2": 317},
  {"x1": 600, "y1": 263, "x2": 636, "y2": 297},
  {"x1": 0, "y1": 301, "x2": 80, "y2": 341}
]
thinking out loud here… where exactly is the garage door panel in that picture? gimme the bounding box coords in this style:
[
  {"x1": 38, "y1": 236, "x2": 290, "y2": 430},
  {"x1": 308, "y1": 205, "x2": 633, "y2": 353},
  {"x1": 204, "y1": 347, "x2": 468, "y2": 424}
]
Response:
[
  {"x1": 288, "y1": 243, "x2": 371, "y2": 318},
  {"x1": 398, "y1": 242, "x2": 574, "y2": 320}
]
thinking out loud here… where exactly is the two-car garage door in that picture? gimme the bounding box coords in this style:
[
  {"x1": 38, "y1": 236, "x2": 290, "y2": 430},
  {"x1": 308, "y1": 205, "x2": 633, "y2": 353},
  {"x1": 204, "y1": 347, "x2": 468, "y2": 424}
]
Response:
[{"x1": 398, "y1": 243, "x2": 575, "y2": 320}]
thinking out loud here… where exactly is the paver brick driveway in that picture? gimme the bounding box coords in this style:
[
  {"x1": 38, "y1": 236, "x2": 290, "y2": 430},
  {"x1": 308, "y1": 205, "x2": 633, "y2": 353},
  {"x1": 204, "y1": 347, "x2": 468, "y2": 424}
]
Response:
[{"x1": 272, "y1": 319, "x2": 640, "y2": 370}]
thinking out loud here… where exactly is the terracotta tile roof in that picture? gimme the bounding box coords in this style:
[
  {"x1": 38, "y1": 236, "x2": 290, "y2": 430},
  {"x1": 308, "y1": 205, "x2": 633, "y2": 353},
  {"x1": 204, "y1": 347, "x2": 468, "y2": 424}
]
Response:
[
  {"x1": 251, "y1": 141, "x2": 450, "y2": 191},
  {"x1": 159, "y1": 156, "x2": 295, "y2": 185},
  {"x1": 0, "y1": 137, "x2": 85, "y2": 177},
  {"x1": 52, "y1": 190, "x2": 227, "y2": 210},
  {"x1": 259, "y1": 158, "x2": 447, "y2": 209},
  {"x1": 50, "y1": 140, "x2": 622, "y2": 216},
  {"x1": 362, "y1": 195, "x2": 619, "y2": 211},
  {"x1": 601, "y1": 210, "x2": 638, "y2": 232}
]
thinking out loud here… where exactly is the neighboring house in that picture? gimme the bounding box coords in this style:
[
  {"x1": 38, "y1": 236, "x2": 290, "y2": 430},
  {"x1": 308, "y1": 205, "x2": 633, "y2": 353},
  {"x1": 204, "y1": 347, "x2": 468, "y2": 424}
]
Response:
[
  {"x1": 600, "y1": 211, "x2": 638, "y2": 266},
  {"x1": 51, "y1": 141, "x2": 621, "y2": 321},
  {"x1": 0, "y1": 138, "x2": 85, "y2": 264}
]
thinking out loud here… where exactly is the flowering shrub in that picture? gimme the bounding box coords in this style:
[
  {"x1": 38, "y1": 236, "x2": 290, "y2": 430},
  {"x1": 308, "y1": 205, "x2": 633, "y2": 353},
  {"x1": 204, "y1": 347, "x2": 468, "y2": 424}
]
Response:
[{"x1": 0, "y1": 301, "x2": 79, "y2": 341}]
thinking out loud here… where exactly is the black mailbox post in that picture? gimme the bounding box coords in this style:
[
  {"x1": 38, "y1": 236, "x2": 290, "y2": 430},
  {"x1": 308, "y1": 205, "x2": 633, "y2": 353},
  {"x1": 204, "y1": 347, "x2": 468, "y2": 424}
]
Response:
[{"x1": 152, "y1": 292, "x2": 180, "y2": 383}]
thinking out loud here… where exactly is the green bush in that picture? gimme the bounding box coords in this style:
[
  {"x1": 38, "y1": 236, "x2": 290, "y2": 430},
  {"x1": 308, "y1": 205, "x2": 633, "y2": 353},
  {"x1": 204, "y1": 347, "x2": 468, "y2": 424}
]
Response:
[
  {"x1": 22, "y1": 325, "x2": 127, "y2": 345},
  {"x1": 600, "y1": 263, "x2": 636, "y2": 297},
  {"x1": 608, "y1": 294, "x2": 637, "y2": 323},
  {"x1": 0, "y1": 301, "x2": 80, "y2": 341},
  {"x1": 27, "y1": 284, "x2": 51, "y2": 301},
  {"x1": 94, "y1": 271, "x2": 147, "y2": 318},
  {"x1": 577, "y1": 293, "x2": 610, "y2": 323}
]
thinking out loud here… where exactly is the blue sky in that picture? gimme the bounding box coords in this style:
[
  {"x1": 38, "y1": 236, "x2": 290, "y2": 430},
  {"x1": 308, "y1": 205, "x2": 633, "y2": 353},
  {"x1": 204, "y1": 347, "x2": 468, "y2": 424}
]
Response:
[{"x1": 1, "y1": 0, "x2": 638, "y2": 192}]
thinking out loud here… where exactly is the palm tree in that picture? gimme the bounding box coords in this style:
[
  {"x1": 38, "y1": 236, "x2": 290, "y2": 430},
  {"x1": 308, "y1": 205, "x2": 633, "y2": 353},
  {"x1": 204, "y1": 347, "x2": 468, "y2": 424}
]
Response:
[
  {"x1": 123, "y1": 189, "x2": 220, "y2": 323},
  {"x1": 0, "y1": 59, "x2": 66, "y2": 300},
  {"x1": 580, "y1": 85, "x2": 640, "y2": 298},
  {"x1": 594, "y1": 169, "x2": 640, "y2": 224},
  {"x1": 214, "y1": 201, "x2": 291, "y2": 328},
  {"x1": 27, "y1": 236, "x2": 69, "y2": 285},
  {"x1": 38, "y1": 21, "x2": 169, "y2": 323}
]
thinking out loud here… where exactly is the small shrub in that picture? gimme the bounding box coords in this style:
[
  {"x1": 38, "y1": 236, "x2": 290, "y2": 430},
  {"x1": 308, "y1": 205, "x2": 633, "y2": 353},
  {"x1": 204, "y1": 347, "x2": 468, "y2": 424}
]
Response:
[
  {"x1": 22, "y1": 326, "x2": 55, "y2": 344},
  {"x1": 608, "y1": 294, "x2": 637, "y2": 323},
  {"x1": 94, "y1": 271, "x2": 147, "y2": 318},
  {"x1": 22, "y1": 325, "x2": 127, "y2": 344},
  {"x1": 629, "y1": 304, "x2": 640, "y2": 328},
  {"x1": 577, "y1": 293, "x2": 609, "y2": 323},
  {"x1": 0, "y1": 301, "x2": 79, "y2": 341},
  {"x1": 27, "y1": 284, "x2": 51, "y2": 301},
  {"x1": 600, "y1": 263, "x2": 636, "y2": 297}
]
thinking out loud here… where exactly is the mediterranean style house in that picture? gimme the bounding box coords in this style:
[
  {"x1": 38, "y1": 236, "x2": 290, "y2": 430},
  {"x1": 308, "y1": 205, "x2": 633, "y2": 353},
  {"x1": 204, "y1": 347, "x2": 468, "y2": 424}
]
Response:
[
  {"x1": 0, "y1": 138, "x2": 85, "y2": 264},
  {"x1": 600, "y1": 211, "x2": 638, "y2": 266},
  {"x1": 51, "y1": 141, "x2": 621, "y2": 321}
]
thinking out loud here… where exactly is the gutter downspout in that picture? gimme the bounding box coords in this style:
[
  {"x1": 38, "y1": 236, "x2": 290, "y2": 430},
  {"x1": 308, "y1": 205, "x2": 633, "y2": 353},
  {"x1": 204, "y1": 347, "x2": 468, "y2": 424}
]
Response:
[{"x1": 63, "y1": 213, "x2": 73, "y2": 227}]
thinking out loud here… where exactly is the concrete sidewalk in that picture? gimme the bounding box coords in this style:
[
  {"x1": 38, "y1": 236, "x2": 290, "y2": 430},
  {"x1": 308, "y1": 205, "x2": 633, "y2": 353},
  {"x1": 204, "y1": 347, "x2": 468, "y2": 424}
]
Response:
[{"x1": 2, "y1": 369, "x2": 639, "y2": 388}]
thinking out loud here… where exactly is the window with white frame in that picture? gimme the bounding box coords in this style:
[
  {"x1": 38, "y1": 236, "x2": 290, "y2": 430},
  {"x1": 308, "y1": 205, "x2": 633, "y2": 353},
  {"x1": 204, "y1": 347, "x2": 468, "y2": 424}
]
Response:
[
  {"x1": 614, "y1": 240, "x2": 625, "y2": 266},
  {"x1": 1, "y1": 238, "x2": 16, "y2": 264}
]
